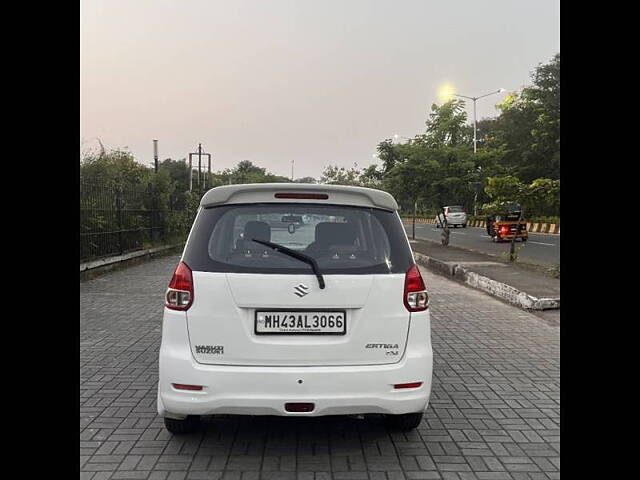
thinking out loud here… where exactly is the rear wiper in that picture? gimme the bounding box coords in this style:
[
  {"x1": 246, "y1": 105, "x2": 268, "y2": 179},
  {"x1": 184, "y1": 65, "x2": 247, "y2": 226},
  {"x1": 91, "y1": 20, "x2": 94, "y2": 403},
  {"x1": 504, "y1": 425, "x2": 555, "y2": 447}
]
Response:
[{"x1": 251, "y1": 238, "x2": 326, "y2": 289}]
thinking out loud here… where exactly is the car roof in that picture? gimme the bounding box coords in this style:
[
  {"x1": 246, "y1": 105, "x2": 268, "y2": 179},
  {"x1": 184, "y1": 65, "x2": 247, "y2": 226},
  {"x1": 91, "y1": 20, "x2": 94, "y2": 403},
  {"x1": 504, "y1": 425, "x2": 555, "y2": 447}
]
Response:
[{"x1": 200, "y1": 183, "x2": 399, "y2": 211}]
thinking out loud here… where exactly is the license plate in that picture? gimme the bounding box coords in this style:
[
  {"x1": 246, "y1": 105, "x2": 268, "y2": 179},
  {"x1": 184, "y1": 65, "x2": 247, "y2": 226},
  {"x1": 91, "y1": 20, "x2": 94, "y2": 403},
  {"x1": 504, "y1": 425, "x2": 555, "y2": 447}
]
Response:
[{"x1": 255, "y1": 310, "x2": 346, "y2": 335}]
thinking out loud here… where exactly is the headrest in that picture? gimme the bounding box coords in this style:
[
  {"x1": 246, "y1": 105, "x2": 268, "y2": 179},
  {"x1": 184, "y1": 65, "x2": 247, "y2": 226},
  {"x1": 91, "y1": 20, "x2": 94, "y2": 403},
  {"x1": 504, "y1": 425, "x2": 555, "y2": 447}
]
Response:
[
  {"x1": 244, "y1": 221, "x2": 271, "y2": 242},
  {"x1": 314, "y1": 222, "x2": 356, "y2": 247}
]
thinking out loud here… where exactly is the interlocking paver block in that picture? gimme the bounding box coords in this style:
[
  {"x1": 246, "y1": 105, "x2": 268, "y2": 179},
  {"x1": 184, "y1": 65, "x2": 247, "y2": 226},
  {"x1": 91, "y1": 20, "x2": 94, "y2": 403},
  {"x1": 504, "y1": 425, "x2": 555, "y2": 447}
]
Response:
[{"x1": 80, "y1": 256, "x2": 559, "y2": 480}]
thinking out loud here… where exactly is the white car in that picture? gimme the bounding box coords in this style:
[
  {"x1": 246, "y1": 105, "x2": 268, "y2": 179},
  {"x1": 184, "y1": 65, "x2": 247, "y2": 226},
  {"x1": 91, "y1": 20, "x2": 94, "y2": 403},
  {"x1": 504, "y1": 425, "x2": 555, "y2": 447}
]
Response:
[
  {"x1": 435, "y1": 205, "x2": 467, "y2": 228},
  {"x1": 158, "y1": 183, "x2": 433, "y2": 433}
]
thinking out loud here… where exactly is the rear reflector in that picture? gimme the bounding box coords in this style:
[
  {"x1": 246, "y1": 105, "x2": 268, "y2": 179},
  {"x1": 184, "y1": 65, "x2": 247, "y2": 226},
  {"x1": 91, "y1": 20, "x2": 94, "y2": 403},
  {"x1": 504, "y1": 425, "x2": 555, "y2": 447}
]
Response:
[
  {"x1": 394, "y1": 382, "x2": 423, "y2": 389},
  {"x1": 172, "y1": 383, "x2": 203, "y2": 391},
  {"x1": 274, "y1": 193, "x2": 328, "y2": 200},
  {"x1": 284, "y1": 402, "x2": 315, "y2": 412}
]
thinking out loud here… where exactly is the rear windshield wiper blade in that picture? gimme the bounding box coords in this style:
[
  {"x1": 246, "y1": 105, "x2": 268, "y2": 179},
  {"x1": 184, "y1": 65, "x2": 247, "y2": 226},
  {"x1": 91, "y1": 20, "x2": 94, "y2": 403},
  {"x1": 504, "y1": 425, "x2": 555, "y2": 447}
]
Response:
[{"x1": 251, "y1": 238, "x2": 326, "y2": 289}]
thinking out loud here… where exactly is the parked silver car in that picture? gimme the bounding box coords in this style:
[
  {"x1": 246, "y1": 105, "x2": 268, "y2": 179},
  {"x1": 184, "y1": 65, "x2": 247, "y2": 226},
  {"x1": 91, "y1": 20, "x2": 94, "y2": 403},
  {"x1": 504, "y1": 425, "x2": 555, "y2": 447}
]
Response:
[{"x1": 435, "y1": 206, "x2": 467, "y2": 228}]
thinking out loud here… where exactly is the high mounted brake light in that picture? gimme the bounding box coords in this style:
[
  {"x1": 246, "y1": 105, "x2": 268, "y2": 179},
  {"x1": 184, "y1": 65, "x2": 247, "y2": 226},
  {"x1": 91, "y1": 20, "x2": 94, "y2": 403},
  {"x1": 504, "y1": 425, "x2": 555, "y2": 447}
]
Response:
[
  {"x1": 404, "y1": 264, "x2": 429, "y2": 312},
  {"x1": 274, "y1": 193, "x2": 329, "y2": 200},
  {"x1": 165, "y1": 262, "x2": 194, "y2": 311}
]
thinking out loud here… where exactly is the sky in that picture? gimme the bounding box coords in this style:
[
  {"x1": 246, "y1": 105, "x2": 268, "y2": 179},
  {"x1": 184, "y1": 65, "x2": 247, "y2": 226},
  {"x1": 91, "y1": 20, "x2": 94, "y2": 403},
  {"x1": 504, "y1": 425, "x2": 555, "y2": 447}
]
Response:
[{"x1": 80, "y1": 0, "x2": 560, "y2": 179}]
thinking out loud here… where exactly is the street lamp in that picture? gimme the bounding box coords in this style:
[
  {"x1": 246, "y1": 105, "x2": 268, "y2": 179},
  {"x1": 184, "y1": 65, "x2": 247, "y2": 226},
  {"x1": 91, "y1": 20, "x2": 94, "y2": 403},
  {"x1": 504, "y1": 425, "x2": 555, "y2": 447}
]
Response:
[{"x1": 453, "y1": 89, "x2": 505, "y2": 154}]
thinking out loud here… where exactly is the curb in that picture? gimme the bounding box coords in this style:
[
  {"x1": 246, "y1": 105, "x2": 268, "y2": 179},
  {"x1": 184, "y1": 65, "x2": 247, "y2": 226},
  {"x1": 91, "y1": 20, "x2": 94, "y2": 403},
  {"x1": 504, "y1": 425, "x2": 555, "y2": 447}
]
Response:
[
  {"x1": 80, "y1": 243, "x2": 184, "y2": 280},
  {"x1": 413, "y1": 252, "x2": 560, "y2": 311}
]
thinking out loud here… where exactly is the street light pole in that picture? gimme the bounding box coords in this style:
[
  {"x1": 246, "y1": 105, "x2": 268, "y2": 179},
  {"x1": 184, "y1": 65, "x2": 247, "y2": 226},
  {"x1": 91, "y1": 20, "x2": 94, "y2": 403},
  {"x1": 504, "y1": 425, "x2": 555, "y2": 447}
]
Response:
[
  {"x1": 453, "y1": 88, "x2": 505, "y2": 215},
  {"x1": 473, "y1": 100, "x2": 477, "y2": 154},
  {"x1": 453, "y1": 89, "x2": 504, "y2": 154}
]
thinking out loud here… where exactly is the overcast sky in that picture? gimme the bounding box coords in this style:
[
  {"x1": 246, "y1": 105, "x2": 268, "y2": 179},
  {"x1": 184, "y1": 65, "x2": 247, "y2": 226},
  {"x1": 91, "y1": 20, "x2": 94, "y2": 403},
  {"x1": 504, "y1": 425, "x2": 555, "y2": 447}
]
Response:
[{"x1": 80, "y1": 0, "x2": 560, "y2": 179}]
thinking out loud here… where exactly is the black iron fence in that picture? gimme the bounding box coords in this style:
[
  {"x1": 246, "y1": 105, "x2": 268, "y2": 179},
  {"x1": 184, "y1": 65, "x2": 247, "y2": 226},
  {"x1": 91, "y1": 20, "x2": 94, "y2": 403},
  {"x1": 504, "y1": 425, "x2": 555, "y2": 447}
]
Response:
[{"x1": 80, "y1": 180, "x2": 193, "y2": 262}]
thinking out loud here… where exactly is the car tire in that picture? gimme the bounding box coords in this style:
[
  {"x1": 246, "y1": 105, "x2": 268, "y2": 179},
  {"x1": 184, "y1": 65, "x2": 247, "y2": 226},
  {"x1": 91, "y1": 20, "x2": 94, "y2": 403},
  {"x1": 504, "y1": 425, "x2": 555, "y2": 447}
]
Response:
[
  {"x1": 462, "y1": 223, "x2": 467, "y2": 228},
  {"x1": 164, "y1": 416, "x2": 201, "y2": 434},
  {"x1": 492, "y1": 235, "x2": 500, "y2": 243},
  {"x1": 385, "y1": 412, "x2": 424, "y2": 430}
]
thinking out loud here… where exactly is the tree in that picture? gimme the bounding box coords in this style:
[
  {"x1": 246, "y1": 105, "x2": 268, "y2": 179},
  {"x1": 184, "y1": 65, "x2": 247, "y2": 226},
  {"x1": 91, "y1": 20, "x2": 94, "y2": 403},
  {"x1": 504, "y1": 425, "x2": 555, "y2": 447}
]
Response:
[
  {"x1": 484, "y1": 175, "x2": 525, "y2": 202},
  {"x1": 376, "y1": 139, "x2": 402, "y2": 173},
  {"x1": 294, "y1": 176, "x2": 317, "y2": 184},
  {"x1": 359, "y1": 164, "x2": 384, "y2": 189},
  {"x1": 80, "y1": 148, "x2": 152, "y2": 188},
  {"x1": 225, "y1": 160, "x2": 290, "y2": 184},
  {"x1": 493, "y1": 54, "x2": 560, "y2": 181},
  {"x1": 319, "y1": 164, "x2": 363, "y2": 186},
  {"x1": 384, "y1": 157, "x2": 428, "y2": 215},
  {"x1": 371, "y1": 54, "x2": 559, "y2": 214},
  {"x1": 481, "y1": 175, "x2": 559, "y2": 218},
  {"x1": 423, "y1": 99, "x2": 470, "y2": 147},
  {"x1": 158, "y1": 158, "x2": 190, "y2": 191},
  {"x1": 522, "y1": 178, "x2": 560, "y2": 217}
]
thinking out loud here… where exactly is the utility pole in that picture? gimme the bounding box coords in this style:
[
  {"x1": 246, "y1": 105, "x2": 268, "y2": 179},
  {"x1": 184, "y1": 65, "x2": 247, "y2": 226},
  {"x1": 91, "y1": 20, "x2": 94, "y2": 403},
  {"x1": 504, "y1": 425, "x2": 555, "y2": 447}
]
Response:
[
  {"x1": 153, "y1": 139, "x2": 159, "y2": 173},
  {"x1": 412, "y1": 200, "x2": 417, "y2": 240},
  {"x1": 188, "y1": 144, "x2": 211, "y2": 193},
  {"x1": 208, "y1": 150, "x2": 211, "y2": 189},
  {"x1": 197, "y1": 143, "x2": 202, "y2": 191},
  {"x1": 469, "y1": 181, "x2": 482, "y2": 217},
  {"x1": 291, "y1": 160, "x2": 294, "y2": 181}
]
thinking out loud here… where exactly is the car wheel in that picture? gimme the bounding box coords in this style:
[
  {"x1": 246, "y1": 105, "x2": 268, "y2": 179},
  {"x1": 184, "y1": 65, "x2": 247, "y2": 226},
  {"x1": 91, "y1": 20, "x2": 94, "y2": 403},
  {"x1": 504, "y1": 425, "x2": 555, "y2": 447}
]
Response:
[
  {"x1": 492, "y1": 235, "x2": 500, "y2": 243},
  {"x1": 164, "y1": 416, "x2": 201, "y2": 434},
  {"x1": 385, "y1": 412, "x2": 424, "y2": 430},
  {"x1": 521, "y1": 238, "x2": 527, "y2": 242},
  {"x1": 462, "y1": 223, "x2": 467, "y2": 228}
]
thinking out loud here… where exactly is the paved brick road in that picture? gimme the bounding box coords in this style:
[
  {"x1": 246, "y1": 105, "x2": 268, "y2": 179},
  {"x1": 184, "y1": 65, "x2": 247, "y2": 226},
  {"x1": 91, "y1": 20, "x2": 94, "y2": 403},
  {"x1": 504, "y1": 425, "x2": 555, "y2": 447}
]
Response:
[{"x1": 80, "y1": 255, "x2": 559, "y2": 480}]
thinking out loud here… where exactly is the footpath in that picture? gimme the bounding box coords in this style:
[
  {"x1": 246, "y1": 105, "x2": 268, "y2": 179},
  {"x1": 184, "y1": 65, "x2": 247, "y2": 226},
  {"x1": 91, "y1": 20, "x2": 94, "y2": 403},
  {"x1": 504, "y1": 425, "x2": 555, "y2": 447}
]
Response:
[{"x1": 410, "y1": 238, "x2": 560, "y2": 311}]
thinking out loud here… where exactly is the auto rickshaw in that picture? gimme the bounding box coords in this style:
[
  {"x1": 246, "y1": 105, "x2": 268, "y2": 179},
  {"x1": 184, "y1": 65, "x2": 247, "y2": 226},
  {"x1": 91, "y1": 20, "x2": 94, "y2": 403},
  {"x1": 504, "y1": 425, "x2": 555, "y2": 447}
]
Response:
[{"x1": 486, "y1": 203, "x2": 528, "y2": 243}]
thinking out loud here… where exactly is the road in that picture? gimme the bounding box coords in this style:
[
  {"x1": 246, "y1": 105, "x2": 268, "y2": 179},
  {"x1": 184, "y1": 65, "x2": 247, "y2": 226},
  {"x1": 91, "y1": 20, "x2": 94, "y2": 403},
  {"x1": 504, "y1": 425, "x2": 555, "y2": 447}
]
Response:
[
  {"x1": 80, "y1": 255, "x2": 559, "y2": 479},
  {"x1": 403, "y1": 222, "x2": 560, "y2": 266}
]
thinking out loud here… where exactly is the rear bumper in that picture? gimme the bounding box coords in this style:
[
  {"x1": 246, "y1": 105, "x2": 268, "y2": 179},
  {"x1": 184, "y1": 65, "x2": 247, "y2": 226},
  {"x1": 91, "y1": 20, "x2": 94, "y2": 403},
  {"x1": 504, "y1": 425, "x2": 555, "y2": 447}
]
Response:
[
  {"x1": 446, "y1": 219, "x2": 466, "y2": 225},
  {"x1": 158, "y1": 357, "x2": 431, "y2": 418},
  {"x1": 498, "y1": 232, "x2": 528, "y2": 239},
  {"x1": 158, "y1": 312, "x2": 433, "y2": 418}
]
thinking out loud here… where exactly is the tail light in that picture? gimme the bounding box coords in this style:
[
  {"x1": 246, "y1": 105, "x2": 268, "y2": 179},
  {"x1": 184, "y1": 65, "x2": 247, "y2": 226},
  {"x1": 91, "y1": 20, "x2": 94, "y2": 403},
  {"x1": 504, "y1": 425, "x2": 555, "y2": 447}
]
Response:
[
  {"x1": 500, "y1": 226, "x2": 510, "y2": 234},
  {"x1": 404, "y1": 264, "x2": 429, "y2": 312},
  {"x1": 165, "y1": 262, "x2": 193, "y2": 311}
]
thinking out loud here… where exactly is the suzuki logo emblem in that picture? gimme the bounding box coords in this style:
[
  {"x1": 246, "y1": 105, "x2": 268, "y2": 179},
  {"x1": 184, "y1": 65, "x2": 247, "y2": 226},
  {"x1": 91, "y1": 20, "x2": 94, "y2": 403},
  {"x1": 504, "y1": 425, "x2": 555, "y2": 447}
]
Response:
[{"x1": 293, "y1": 283, "x2": 310, "y2": 298}]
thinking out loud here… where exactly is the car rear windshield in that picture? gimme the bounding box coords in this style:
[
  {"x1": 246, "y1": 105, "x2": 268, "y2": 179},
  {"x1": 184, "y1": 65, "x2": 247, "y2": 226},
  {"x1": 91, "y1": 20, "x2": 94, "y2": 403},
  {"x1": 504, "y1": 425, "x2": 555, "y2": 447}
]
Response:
[
  {"x1": 447, "y1": 206, "x2": 465, "y2": 213},
  {"x1": 183, "y1": 203, "x2": 413, "y2": 274}
]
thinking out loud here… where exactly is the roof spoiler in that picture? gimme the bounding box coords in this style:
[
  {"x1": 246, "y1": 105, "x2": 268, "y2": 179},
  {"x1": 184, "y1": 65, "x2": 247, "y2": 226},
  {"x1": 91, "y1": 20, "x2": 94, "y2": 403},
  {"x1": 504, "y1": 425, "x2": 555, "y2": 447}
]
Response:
[{"x1": 199, "y1": 183, "x2": 398, "y2": 211}]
